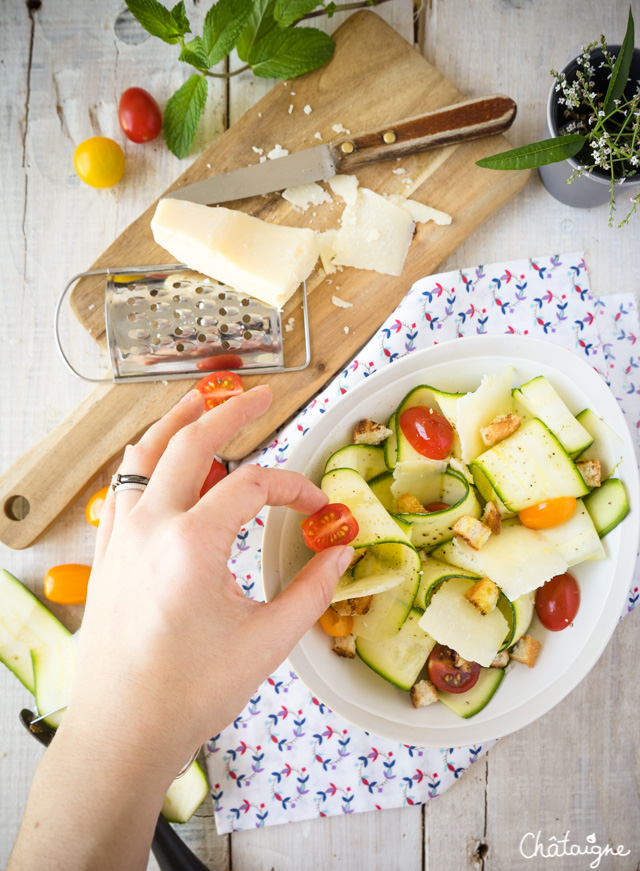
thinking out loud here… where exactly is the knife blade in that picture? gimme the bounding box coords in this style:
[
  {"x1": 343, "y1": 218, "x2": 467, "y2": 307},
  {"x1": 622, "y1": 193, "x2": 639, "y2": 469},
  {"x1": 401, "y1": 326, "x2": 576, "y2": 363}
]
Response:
[{"x1": 165, "y1": 94, "x2": 517, "y2": 206}]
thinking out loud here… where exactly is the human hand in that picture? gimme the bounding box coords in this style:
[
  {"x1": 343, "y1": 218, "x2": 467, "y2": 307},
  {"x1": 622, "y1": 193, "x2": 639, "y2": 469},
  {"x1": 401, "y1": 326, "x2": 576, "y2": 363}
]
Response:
[{"x1": 66, "y1": 385, "x2": 353, "y2": 775}]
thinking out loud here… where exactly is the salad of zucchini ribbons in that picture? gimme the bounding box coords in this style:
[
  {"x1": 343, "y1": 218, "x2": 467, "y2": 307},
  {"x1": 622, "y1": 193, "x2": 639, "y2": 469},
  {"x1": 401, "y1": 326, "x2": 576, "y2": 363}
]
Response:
[{"x1": 302, "y1": 367, "x2": 630, "y2": 720}]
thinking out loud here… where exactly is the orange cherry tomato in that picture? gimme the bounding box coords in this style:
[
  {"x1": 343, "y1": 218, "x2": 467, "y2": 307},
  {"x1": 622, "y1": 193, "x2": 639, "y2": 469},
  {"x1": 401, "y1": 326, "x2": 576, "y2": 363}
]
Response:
[
  {"x1": 44, "y1": 564, "x2": 91, "y2": 605},
  {"x1": 85, "y1": 486, "x2": 109, "y2": 527},
  {"x1": 319, "y1": 607, "x2": 353, "y2": 637},
  {"x1": 518, "y1": 496, "x2": 577, "y2": 529},
  {"x1": 74, "y1": 137, "x2": 125, "y2": 188},
  {"x1": 196, "y1": 371, "x2": 244, "y2": 411}
]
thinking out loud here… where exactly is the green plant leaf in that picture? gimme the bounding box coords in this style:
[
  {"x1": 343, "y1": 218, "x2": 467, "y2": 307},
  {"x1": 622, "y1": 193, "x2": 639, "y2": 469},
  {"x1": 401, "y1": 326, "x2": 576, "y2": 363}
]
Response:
[
  {"x1": 237, "y1": 0, "x2": 278, "y2": 63},
  {"x1": 163, "y1": 74, "x2": 208, "y2": 158},
  {"x1": 603, "y1": 7, "x2": 635, "y2": 113},
  {"x1": 125, "y1": 0, "x2": 190, "y2": 44},
  {"x1": 475, "y1": 135, "x2": 587, "y2": 170},
  {"x1": 249, "y1": 26, "x2": 334, "y2": 79},
  {"x1": 179, "y1": 36, "x2": 210, "y2": 70},
  {"x1": 274, "y1": 0, "x2": 320, "y2": 28},
  {"x1": 203, "y1": 0, "x2": 253, "y2": 67}
]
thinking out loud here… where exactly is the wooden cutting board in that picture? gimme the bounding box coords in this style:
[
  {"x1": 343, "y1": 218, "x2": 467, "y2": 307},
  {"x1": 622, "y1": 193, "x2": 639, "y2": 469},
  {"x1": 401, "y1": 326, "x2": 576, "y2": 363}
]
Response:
[{"x1": 0, "y1": 11, "x2": 529, "y2": 549}]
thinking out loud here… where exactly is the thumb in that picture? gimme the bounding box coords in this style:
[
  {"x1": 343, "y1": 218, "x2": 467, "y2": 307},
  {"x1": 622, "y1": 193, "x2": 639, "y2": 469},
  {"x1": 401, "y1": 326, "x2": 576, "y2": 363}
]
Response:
[{"x1": 262, "y1": 545, "x2": 354, "y2": 652}]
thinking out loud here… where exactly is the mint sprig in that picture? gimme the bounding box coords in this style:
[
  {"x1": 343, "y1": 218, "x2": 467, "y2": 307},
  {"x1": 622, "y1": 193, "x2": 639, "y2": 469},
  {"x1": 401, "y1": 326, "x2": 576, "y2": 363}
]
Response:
[
  {"x1": 163, "y1": 74, "x2": 208, "y2": 159},
  {"x1": 250, "y1": 27, "x2": 334, "y2": 79},
  {"x1": 125, "y1": 0, "x2": 190, "y2": 44}
]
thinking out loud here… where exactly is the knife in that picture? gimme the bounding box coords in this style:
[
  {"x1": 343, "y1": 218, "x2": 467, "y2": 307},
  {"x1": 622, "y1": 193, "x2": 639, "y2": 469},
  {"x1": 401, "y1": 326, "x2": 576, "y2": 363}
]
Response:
[{"x1": 165, "y1": 94, "x2": 517, "y2": 206}]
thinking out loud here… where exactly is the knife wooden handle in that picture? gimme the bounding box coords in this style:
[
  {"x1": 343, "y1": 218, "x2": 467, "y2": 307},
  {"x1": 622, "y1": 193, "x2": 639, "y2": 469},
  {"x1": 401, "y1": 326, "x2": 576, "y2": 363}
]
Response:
[{"x1": 329, "y1": 94, "x2": 517, "y2": 170}]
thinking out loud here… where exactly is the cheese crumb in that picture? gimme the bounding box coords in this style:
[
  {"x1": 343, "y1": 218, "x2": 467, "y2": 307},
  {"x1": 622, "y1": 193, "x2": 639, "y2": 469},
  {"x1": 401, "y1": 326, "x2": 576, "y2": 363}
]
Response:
[
  {"x1": 267, "y1": 144, "x2": 289, "y2": 160},
  {"x1": 161, "y1": 380, "x2": 169, "y2": 386},
  {"x1": 303, "y1": 104, "x2": 312, "y2": 114},
  {"x1": 88, "y1": 303, "x2": 95, "y2": 311},
  {"x1": 259, "y1": 156, "x2": 267, "y2": 163},
  {"x1": 206, "y1": 163, "x2": 211, "y2": 169},
  {"x1": 402, "y1": 177, "x2": 413, "y2": 186},
  {"x1": 327, "y1": 174, "x2": 359, "y2": 205},
  {"x1": 392, "y1": 167, "x2": 406, "y2": 175},
  {"x1": 332, "y1": 123, "x2": 350, "y2": 134},
  {"x1": 344, "y1": 326, "x2": 349, "y2": 334},
  {"x1": 332, "y1": 295, "x2": 353, "y2": 308},
  {"x1": 290, "y1": 91, "x2": 296, "y2": 96},
  {"x1": 285, "y1": 323, "x2": 294, "y2": 332},
  {"x1": 314, "y1": 132, "x2": 322, "y2": 141},
  {"x1": 251, "y1": 146, "x2": 264, "y2": 155},
  {"x1": 288, "y1": 104, "x2": 293, "y2": 115},
  {"x1": 282, "y1": 182, "x2": 332, "y2": 211}
]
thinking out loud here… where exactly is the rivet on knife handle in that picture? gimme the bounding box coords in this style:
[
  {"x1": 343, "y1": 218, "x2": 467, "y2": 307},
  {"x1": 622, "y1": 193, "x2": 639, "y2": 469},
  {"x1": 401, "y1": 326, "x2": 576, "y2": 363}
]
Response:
[{"x1": 329, "y1": 94, "x2": 517, "y2": 170}]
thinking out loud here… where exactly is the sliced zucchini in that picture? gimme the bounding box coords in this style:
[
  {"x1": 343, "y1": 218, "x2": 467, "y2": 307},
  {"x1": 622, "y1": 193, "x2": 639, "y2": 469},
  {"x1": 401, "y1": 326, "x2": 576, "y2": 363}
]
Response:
[
  {"x1": 0, "y1": 569, "x2": 71, "y2": 694},
  {"x1": 355, "y1": 608, "x2": 436, "y2": 691},
  {"x1": 456, "y1": 367, "x2": 514, "y2": 463},
  {"x1": 471, "y1": 464, "x2": 516, "y2": 518},
  {"x1": 575, "y1": 408, "x2": 624, "y2": 479},
  {"x1": 334, "y1": 542, "x2": 416, "y2": 602},
  {"x1": 496, "y1": 595, "x2": 516, "y2": 651},
  {"x1": 368, "y1": 471, "x2": 395, "y2": 512},
  {"x1": 583, "y1": 478, "x2": 630, "y2": 537},
  {"x1": 538, "y1": 499, "x2": 605, "y2": 564},
  {"x1": 352, "y1": 545, "x2": 422, "y2": 641},
  {"x1": 430, "y1": 539, "x2": 483, "y2": 574},
  {"x1": 32, "y1": 635, "x2": 76, "y2": 728},
  {"x1": 162, "y1": 761, "x2": 210, "y2": 824},
  {"x1": 384, "y1": 412, "x2": 398, "y2": 470},
  {"x1": 438, "y1": 667, "x2": 504, "y2": 718},
  {"x1": 414, "y1": 556, "x2": 481, "y2": 611},
  {"x1": 470, "y1": 418, "x2": 589, "y2": 512},
  {"x1": 513, "y1": 376, "x2": 593, "y2": 457},
  {"x1": 391, "y1": 459, "x2": 447, "y2": 507},
  {"x1": 397, "y1": 469, "x2": 481, "y2": 549},
  {"x1": 324, "y1": 444, "x2": 388, "y2": 481},
  {"x1": 511, "y1": 592, "x2": 536, "y2": 646}
]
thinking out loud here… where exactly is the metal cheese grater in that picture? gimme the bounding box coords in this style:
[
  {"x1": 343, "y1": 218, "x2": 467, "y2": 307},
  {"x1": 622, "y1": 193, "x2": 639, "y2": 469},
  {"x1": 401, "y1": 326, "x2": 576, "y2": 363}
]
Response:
[{"x1": 55, "y1": 264, "x2": 310, "y2": 383}]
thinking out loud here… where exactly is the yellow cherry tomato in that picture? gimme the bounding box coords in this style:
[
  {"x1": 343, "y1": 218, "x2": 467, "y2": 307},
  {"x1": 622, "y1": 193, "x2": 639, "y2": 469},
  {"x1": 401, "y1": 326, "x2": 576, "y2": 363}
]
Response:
[
  {"x1": 319, "y1": 607, "x2": 353, "y2": 637},
  {"x1": 85, "y1": 486, "x2": 109, "y2": 527},
  {"x1": 518, "y1": 496, "x2": 577, "y2": 529},
  {"x1": 74, "y1": 137, "x2": 125, "y2": 188},
  {"x1": 44, "y1": 564, "x2": 91, "y2": 605}
]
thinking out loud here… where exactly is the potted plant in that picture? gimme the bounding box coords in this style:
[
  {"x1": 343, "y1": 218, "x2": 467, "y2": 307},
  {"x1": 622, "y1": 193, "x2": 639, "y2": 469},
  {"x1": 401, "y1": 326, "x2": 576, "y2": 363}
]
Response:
[{"x1": 476, "y1": 8, "x2": 640, "y2": 227}]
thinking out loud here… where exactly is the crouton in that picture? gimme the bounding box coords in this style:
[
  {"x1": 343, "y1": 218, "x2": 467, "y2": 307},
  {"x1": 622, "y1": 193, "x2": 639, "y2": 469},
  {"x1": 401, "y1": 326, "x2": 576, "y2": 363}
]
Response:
[
  {"x1": 453, "y1": 653, "x2": 477, "y2": 672},
  {"x1": 332, "y1": 596, "x2": 372, "y2": 617},
  {"x1": 353, "y1": 418, "x2": 393, "y2": 446},
  {"x1": 510, "y1": 635, "x2": 542, "y2": 668},
  {"x1": 480, "y1": 413, "x2": 521, "y2": 447},
  {"x1": 332, "y1": 634, "x2": 357, "y2": 659},
  {"x1": 396, "y1": 493, "x2": 427, "y2": 514},
  {"x1": 452, "y1": 515, "x2": 492, "y2": 550},
  {"x1": 464, "y1": 577, "x2": 500, "y2": 615},
  {"x1": 576, "y1": 458, "x2": 601, "y2": 489},
  {"x1": 481, "y1": 501, "x2": 502, "y2": 535},
  {"x1": 410, "y1": 679, "x2": 439, "y2": 708},
  {"x1": 490, "y1": 650, "x2": 510, "y2": 669}
]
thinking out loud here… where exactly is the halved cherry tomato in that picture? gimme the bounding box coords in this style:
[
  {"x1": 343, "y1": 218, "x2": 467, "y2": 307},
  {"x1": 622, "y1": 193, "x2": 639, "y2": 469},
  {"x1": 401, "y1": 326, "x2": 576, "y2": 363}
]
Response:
[
  {"x1": 74, "y1": 137, "x2": 125, "y2": 188},
  {"x1": 200, "y1": 458, "x2": 227, "y2": 498},
  {"x1": 85, "y1": 486, "x2": 109, "y2": 527},
  {"x1": 196, "y1": 354, "x2": 244, "y2": 372},
  {"x1": 399, "y1": 407, "x2": 454, "y2": 460},
  {"x1": 301, "y1": 503, "x2": 359, "y2": 553},
  {"x1": 535, "y1": 572, "x2": 580, "y2": 631},
  {"x1": 44, "y1": 564, "x2": 91, "y2": 605},
  {"x1": 518, "y1": 496, "x2": 577, "y2": 529},
  {"x1": 424, "y1": 502, "x2": 450, "y2": 512},
  {"x1": 427, "y1": 643, "x2": 481, "y2": 694},
  {"x1": 118, "y1": 87, "x2": 162, "y2": 143},
  {"x1": 196, "y1": 371, "x2": 244, "y2": 410},
  {"x1": 319, "y1": 607, "x2": 353, "y2": 637}
]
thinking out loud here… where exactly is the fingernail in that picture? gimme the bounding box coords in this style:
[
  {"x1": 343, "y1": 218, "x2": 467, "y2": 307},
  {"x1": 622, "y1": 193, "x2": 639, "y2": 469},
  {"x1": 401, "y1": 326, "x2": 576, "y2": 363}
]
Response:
[
  {"x1": 337, "y1": 546, "x2": 354, "y2": 574},
  {"x1": 179, "y1": 388, "x2": 199, "y2": 404}
]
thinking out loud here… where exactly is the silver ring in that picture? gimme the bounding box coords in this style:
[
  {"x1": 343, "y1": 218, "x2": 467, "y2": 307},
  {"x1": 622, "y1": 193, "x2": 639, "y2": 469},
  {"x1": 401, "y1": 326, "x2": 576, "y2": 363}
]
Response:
[{"x1": 111, "y1": 473, "x2": 150, "y2": 493}]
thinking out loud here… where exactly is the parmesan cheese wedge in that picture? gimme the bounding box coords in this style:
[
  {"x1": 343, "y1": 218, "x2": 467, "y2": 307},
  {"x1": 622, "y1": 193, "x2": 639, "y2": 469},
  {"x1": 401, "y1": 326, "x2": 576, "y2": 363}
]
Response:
[
  {"x1": 385, "y1": 194, "x2": 452, "y2": 226},
  {"x1": 151, "y1": 199, "x2": 319, "y2": 309},
  {"x1": 327, "y1": 174, "x2": 359, "y2": 204}
]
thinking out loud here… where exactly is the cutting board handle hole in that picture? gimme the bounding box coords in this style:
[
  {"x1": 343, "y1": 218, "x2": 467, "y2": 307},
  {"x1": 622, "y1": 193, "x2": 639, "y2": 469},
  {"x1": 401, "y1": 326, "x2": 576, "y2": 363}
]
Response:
[{"x1": 4, "y1": 495, "x2": 30, "y2": 522}]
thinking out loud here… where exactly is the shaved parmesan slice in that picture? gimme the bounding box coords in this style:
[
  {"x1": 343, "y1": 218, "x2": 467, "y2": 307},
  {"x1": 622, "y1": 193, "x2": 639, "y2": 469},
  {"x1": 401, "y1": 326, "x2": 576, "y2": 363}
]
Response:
[
  {"x1": 385, "y1": 194, "x2": 452, "y2": 226},
  {"x1": 282, "y1": 182, "x2": 332, "y2": 211},
  {"x1": 327, "y1": 174, "x2": 359, "y2": 205},
  {"x1": 456, "y1": 367, "x2": 515, "y2": 463},
  {"x1": 316, "y1": 229, "x2": 338, "y2": 275},
  {"x1": 332, "y1": 189, "x2": 414, "y2": 276},
  {"x1": 151, "y1": 199, "x2": 319, "y2": 310}
]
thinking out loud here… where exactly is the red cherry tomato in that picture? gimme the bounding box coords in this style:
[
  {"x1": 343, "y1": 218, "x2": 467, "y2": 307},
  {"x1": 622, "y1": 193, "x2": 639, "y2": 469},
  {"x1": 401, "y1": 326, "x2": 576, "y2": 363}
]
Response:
[
  {"x1": 427, "y1": 643, "x2": 481, "y2": 694},
  {"x1": 424, "y1": 502, "x2": 450, "y2": 512},
  {"x1": 519, "y1": 496, "x2": 577, "y2": 529},
  {"x1": 196, "y1": 354, "x2": 244, "y2": 372},
  {"x1": 118, "y1": 87, "x2": 162, "y2": 143},
  {"x1": 196, "y1": 371, "x2": 244, "y2": 410},
  {"x1": 535, "y1": 572, "x2": 580, "y2": 631},
  {"x1": 200, "y1": 458, "x2": 227, "y2": 498},
  {"x1": 301, "y1": 503, "x2": 359, "y2": 553},
  {"x1": 399, "y1": 407, "x2": 454, "y2": 460}
]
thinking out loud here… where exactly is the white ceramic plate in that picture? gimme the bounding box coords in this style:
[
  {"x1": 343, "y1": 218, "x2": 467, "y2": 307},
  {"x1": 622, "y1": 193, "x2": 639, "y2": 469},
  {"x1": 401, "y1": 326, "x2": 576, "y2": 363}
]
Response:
[{"x1": 262, "y1": 335, "x2": 639, "y2": 747}]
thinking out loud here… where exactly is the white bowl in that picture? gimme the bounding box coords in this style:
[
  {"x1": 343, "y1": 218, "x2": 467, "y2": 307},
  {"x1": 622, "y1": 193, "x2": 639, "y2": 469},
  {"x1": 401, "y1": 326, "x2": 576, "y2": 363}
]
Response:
[{"x1": 262, "y1": 335, "x2": 639, "y2": 747}]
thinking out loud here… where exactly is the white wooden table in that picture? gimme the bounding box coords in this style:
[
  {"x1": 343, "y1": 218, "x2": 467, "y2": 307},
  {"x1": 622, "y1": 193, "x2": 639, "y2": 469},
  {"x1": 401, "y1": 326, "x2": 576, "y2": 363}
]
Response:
[{"x1": 1, "y1": 1, "x2": 639, "y2": 868}]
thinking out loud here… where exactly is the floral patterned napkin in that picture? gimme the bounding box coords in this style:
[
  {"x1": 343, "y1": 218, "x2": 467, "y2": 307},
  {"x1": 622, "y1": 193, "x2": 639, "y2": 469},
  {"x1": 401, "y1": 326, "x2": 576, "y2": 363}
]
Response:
[{"x1": 205, "y1": 251, "x2": 639, "y2": 833}]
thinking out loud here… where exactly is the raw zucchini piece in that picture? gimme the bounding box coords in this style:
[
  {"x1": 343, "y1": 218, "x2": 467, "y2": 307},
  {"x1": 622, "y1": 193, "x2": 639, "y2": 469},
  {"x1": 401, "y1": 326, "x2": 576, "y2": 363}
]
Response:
[
  {"x1": 0, "y1": 569, "x2": 71, "y2": 694},
  {"x1": 368, "y1": 471, "x2": 395, "y2": 512},
  {"x1": 418, "y1": 577, "x2": 510, "y2": 667},
  {"x1": 414, "y1": 556, "x2": 481, "y2": 611},
  {"x1": 428, "y1": 389, "x2": 465, "y2": 459},
  {"x1": 471, "y1": 465, "x2": 516, "y2": 518},
  {"x1": 456, "y1": 367, "x2": 514, "y2": 462},
  {"x1": 575, "y1": 408, "x2": 624, "y2": 478},
  {"x1": 496, "y1": 595, "x2": 516, "y2": 651},
  {"x1": 438, "y1": 667, "x2": 504, "y2": 718},
  {"x1": 430, "y1": 539, "x2": 483, "y2": 574},
  {"x1": 324, "y1": 444, "x2": 388, "y2": 481},
  {"x1": 538, "y1": 499, "x2": 605, "y2": 564},
  {"x1": 355, "y1": 608, "x2": 436, "y2": 691},
  {"x1": 352, "y1": 545, "x2": 422, "y2": 641},
  {"x1": 513, "y1": 376, "x2": 593, "y2": 457},
  {"x1": 511, "y1": 592, "x2": 536, "y2": 646},
  {"x1": 384, "y1": 412, "x2": 398, "y2": 470},
  {"x1": 334, "y1": 542, "x2": 417, "y2": 602},
  {"x1": 391, "y1": 460, "x2": 447, "y2": 507},
  {"x1": 397, "y1": 469, "x2": 481, "y2": 549},
  {"x1": 162, "y1": 761, "x2": 210, "y2": 824},
  {"x1": 583, "y1": 478, "x2": 629, "y2": 537},
  {"x1": 470, "y1": 418, "x2": 589, "y2": 512}
]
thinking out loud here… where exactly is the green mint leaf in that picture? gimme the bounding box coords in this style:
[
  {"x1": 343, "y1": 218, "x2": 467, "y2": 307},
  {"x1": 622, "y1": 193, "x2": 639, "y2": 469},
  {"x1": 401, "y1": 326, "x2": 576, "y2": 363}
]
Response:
[
  {"x1": 249, "y1": 26, "x2": 334, "y2": 79},
  {"x1": 125, "y1": 0, "x2": 190, "y2": 44},
  {"x1": 274, "y1": 0, "x2": 320, "y2": 28},
  {"x1": 163, "y1": 74, "x2": 208, "y2": 158},
  {"x1": 603, "y1": 7, "x2": 635, "y2": 113},
  {"x1": 475, "y1": 135, "x2": 587, "y2": 170},
  {"x1": 237, "y1": 0, "x2": 278, "y2": 63},
  {"x1": 203, "y1": 0, "x2": 253, "y2": 67},
  {"x1": 179, "y1": 36, "x2": 210, "y2": 70},
  {"x1": 325, "y1": 2, "x2": 336, "y2": 17}
]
